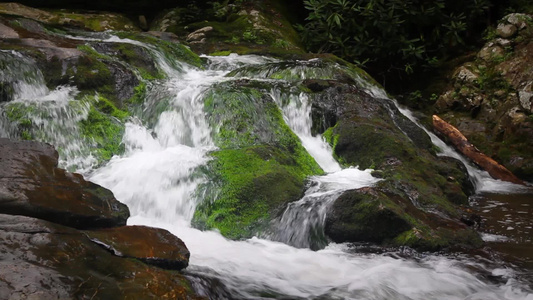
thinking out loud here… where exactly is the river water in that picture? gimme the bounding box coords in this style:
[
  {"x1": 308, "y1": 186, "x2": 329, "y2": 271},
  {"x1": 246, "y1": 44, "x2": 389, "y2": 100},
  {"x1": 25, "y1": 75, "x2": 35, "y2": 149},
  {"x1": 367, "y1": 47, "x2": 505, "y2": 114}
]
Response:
[{"x1": 1, "y1": 45, "x2": 532, "y2": 299}]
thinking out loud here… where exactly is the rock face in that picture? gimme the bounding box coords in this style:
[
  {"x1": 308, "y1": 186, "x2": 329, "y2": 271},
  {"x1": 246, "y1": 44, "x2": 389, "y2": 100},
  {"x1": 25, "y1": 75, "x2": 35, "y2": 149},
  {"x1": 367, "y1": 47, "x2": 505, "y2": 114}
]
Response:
[
  {"x1": 0, "y1": 138, "x2": 130, "y2": 229},
  {"x1": 434, "y1": 13, "x2": 533, "y2": 182},
  {"x1": 0, "y1": 139, "x2": 198, "y2": 298}
]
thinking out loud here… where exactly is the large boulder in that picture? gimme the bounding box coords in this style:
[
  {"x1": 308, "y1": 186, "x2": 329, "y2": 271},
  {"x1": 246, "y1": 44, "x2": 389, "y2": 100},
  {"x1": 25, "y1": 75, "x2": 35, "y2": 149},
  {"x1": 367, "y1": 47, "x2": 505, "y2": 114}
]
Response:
[
  {"x1": 306, "y1": 80, "x2": 482, "y2": 250},
  {"x1": 193, "y1": 80, "x2": 323, "y2": 239},
  {"x1": 0, "y1": 214, "x2": 200, "y2": 299},
  {"x1": 325, "y1": 187, "x2": 483, "y2": 251},
  {"x1": 0, "y1": 138, "x2": 130, "y2": 229}
]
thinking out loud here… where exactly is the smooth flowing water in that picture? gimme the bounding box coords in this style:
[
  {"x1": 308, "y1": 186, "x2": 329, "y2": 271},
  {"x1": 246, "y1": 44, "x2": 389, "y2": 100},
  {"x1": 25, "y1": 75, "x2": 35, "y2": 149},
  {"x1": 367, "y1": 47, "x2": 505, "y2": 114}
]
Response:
[{"x1": 2, "y1": 44, "x2": 532, "y2": 299}]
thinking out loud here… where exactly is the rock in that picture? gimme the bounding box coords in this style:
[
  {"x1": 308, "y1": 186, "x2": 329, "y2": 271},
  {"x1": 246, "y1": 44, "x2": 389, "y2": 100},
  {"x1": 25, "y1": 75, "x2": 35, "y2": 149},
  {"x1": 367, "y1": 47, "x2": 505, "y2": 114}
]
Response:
[
  {"x1": 0, "y1": 138, "x2": 130, "y2": 229},
  {"x1": 193, "y1": 80, "x2": 323, "y2": 239},
  {"x1": 455, "y1": 66, "x2": 479, "y2": 83},
  {"x1": 0, "y1": 2, "x2": 139, "y2": 32},
  {"x1": 325, "y1": 186, "x2": 482, "y2": 251},
  {"x1": 497, "y1": 23, "x2": 517, "y2": 38},
  {"x1": 138, "y1": 15, "x2": 148, "y2": 30},
  {"x1": 305, "y1": 78, "x2": 483, "y2": 249},
  {"x1": 505, "y1": 13, "x2": 531, "y2": 30},
  {"x1": 519, "y1": 89, "x2": 533, "y2": 113},
  {"x1": 187, "y1": 26, "x2": 213, "y2": 42},
  {"x1": 494, "y1": 38, "x2": 512, "y2": 48},
  {"x1": 86, "y1": 225, "x2": 190, "y2": 270},
  {"x1": 0, "y1": 82, "x2": 14, "y2": 102},
  {"x1": 433, "y1": 13, "x2": 533, "y2": 182},
  {"x1": 325, "y1": 187, "x2": 412, "y2": 243},
  {"x1": 478, "y1": 42, "x2": 505, "y2": 61},
  {"x1": 0, "y1": 22, "x2": 18, "y2": 38},
  {"x1": 0, "y1": 214, "x2": 200, "y2": 299}
]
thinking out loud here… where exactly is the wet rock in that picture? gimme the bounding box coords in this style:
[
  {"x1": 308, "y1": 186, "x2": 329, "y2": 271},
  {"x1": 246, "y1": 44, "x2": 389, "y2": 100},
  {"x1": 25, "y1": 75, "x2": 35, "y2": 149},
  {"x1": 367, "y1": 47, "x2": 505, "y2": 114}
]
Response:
[
  {"x1": 325, "y1": 185, "x2": 482, "y2": 251},
  {"x1": 0, "y1": 214, "x2": 200, "y2": 299},
  {"x1": 106, "y1": 60, "x2": 139, "y2": 104},
  {"x1": 187, "y1": 26, "x2": 213, "y2": 42},
  {"x1": 86, "y1": 225, "x2": 190, "y2": 270},
  {"x1": 325, "y1": 187, "x2": 412, "y2": 243},
  {"x1": 0, "y1": 138, "x2": 130, "y2": 229},
  {"x1": 0, "y1": 82, "x2": 14, "y2": 102},
  {"x1": 307, "y1": 79, "x2": 482, "y2": 249}
]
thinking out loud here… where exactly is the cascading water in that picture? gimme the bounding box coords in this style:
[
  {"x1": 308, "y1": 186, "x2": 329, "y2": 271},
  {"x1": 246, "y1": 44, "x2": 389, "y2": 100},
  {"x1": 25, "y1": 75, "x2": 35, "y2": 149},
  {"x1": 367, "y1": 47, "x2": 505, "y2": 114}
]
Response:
[
  {"x1": 0, "y1": 50, "x2": 96, "y2": 172},
  {"x1": 267, "y1": 88, "x2": 379, "y2": 249},
  {"x1": 2, "y1": 41, "x2": 532, "y2": 299}
]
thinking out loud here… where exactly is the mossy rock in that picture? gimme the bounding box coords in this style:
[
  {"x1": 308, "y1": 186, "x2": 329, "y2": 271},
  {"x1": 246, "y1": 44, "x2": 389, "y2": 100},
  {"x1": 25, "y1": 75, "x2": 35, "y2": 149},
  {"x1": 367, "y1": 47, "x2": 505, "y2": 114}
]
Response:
[
  {"x1": 194, "y1": 80, "x2": 322, "y2": 239},
  {"x1": 194, "y1": 145, "x2": 318, "y2": 239},
  {"x1": 79, "y1": 95, "x2": 129, "y2": 163},
  {"x1": 325, "y1": 187, "x2": 483, "y2": 251},
  {"x1": 325, "y1": 187, "x2": 412, "y2": 243}
]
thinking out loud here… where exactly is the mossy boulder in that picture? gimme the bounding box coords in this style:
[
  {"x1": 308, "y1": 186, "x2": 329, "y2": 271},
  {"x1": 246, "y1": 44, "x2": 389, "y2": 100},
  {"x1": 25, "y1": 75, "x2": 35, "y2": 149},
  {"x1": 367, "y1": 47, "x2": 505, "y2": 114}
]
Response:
[
  {"x1": 193, "y1": 80, "x2": 322, "y2": 239},
  {"x1": 307, "y1": 80, "x2": 481, "y2": 250},
  {"x1": 325, "y1": 186, "x2": 483, "y2": 251},
  {"x1": 325, "y1": 187, "x2": 412, "y2": 244}
]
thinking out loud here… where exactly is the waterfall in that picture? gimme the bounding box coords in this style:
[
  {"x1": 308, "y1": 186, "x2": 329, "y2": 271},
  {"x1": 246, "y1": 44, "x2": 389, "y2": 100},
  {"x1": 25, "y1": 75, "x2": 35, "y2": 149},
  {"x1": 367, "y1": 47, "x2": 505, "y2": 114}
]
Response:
[
  {"x1": 2, "y1": 44, "x2": 531, "y2": 299},
  {"x1": 0, "y1": 50, "x2": 97, "y2": 171},
  {"x1": 267, "y1": 88, "x2": 379, "y2": 249}
]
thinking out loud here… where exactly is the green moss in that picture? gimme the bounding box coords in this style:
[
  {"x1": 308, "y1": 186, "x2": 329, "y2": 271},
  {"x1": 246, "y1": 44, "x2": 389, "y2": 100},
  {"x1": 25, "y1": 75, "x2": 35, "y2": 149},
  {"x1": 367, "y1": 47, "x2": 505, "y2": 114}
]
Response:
[
  {"x1": 79, "y1": 95, "x2": 128, "y2": 162},
  {"x1": 194, "y1": 145, "x2": 320, "y2": 239},
  {"x1": 194, "y1": 81, "x2": 323, "y2": 238},
  {"x1": 209, "y1": 51, "x2": 232, "y2": 56}
]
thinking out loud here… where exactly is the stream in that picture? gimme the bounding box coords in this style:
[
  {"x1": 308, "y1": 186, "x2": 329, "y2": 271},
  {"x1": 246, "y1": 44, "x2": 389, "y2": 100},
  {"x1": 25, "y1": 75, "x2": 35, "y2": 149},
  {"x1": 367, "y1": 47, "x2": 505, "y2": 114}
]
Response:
[{"x1": 1, "y1": 38, "x2": 532, "y2": 299}]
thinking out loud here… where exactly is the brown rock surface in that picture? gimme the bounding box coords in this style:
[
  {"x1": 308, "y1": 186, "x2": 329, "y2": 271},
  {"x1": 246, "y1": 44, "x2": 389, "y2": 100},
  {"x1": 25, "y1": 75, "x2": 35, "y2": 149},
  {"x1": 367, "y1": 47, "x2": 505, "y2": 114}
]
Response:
[
  {"x1": 87, "y1": 225, "x2": 190, "y2": 270},
  {"x1": 0, "y1": 213, "x2": 201, "y2": 299},
  {"x1": 0, "y1": 138, "x2": 130, "y2": 229}
]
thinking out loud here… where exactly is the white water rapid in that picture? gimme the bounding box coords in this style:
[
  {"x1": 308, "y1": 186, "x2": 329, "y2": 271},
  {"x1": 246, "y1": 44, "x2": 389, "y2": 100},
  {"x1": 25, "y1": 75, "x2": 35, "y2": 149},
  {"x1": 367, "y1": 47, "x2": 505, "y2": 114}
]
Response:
[
  {"x1": 2, "y1": 46, "x2": 532, "y2": 298},
  {"x1": 89, "y1": 54, "x2": 531, "y2": 299}
]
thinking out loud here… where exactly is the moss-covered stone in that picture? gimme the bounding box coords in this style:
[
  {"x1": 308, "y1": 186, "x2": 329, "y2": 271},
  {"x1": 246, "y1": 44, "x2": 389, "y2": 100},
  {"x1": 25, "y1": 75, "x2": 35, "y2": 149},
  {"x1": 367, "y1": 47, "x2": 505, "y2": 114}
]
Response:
[
  {"x1": 305, "y1": 80, "x2": 481, "y2": 249},
  {"x1": 325, "y1": 186, "x2": 483, "y2": 251},
  {"x1": 79, "y1": 95, "x2": 128, "y2": 163},
  {"x1": 193, "y1": 80, "x2": 322, "y2": 239}
]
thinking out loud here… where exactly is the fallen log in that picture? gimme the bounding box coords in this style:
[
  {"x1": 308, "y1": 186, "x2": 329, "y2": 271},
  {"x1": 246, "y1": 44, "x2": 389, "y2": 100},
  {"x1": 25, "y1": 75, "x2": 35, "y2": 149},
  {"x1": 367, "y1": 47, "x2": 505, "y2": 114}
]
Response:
[{"x1": 432, "y1": 115, "x2": 524, "y2": 185}]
